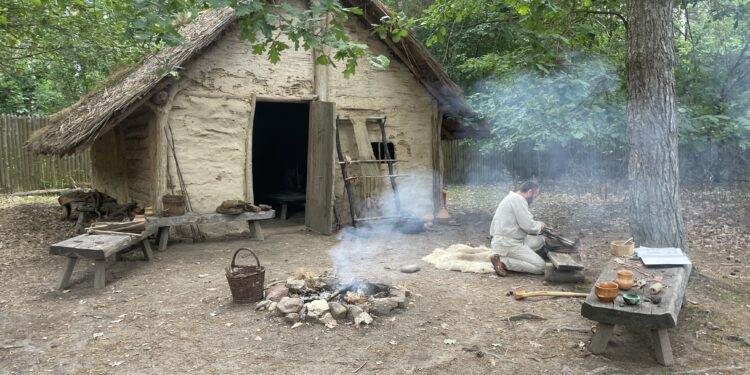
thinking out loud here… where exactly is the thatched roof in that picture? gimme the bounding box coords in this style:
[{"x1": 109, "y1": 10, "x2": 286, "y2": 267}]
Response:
[{"x1": 29, "y1": 2, "x2": 471, "y2": 156}]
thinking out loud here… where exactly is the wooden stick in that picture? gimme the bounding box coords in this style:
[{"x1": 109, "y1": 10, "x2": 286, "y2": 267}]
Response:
[
  {"x1": 511, "y1": 290, "x2": 589, "y2": 300},
  {"x1": 353, "y1": 361, "x2": 367, "y2": 373}
]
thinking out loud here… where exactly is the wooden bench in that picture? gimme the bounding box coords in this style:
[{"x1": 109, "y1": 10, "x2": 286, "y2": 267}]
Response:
[
  {"x1": 580, "y1": 261, "x2": 691, "y2": 366},
  {"x1": 146, "y1": 210, "x2": 275, "y2": 251},
  {"x1": 50, "y1": 227, "x2": 156, "y2": 289}
]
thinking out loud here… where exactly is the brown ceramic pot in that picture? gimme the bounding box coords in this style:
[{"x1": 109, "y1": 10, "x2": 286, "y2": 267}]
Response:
[{"x1": 616, "y1": 270, "x2": 634, "y2": 291}]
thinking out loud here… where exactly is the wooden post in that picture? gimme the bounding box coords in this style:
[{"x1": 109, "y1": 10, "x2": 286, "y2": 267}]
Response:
[
  {"x1": 58, "y1": 257, "x2": 78, "y2": 289},
  {"x1": 247, "y1": 220, "x2": 264, "y2": 241},
  {"x1": 141, "y1": 239, "x2": 153, "y2": 261},
  {"x1": 94, "y1": 260, "x2": 107, "y2": 289},
  {"x1": 245, "y1": 94, "x2": 257, "y2": 204},
  {"x1": 589, "y1": 323, "x2": 615, "y2": 354},
  {"x1": 157, "y1": 227, "x2": 170, "y2": 251},
  {"x1": 652, "y1": 329, "x2": 674, "y2": 366}
]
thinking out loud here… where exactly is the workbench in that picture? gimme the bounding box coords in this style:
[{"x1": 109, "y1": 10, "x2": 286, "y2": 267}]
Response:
[{"x1": 580, "y1": 260, "x2": 691, "y2": 366}]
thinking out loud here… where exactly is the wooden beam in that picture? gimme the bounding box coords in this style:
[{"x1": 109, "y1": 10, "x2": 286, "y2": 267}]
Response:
[{"x1": 245, "y1": 94, "x2": 257, "y2": 203}]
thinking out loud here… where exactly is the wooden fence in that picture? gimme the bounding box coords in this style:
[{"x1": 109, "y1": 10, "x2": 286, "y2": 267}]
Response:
[
  {"x1": 0, "y1": 115, "x2": 91, "y2": 193},
  {"x1": 441, "y1": 139, "x2": 626, "y2": 184}
]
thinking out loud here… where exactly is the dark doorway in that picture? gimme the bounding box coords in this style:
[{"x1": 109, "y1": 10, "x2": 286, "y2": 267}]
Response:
[{"x1": 252, "y1": 102, "x2": 309, "y2": 219}]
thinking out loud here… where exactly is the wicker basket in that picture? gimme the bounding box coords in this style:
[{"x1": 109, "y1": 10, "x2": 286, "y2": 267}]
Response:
[
  {"x1": 610, "y1": 239, "x2": 634, "y2": 256},
  {"x1": 225, "y1": 248, "x2": 265, "y2": 303},
  {"x1": 162, "y1": 194, "x2": 186, "y2": 216}
]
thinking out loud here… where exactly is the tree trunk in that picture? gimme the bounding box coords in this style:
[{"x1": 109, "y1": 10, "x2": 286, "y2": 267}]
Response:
[{"x1": 627, "y1": 0, "x2": 687, "y2": 250}]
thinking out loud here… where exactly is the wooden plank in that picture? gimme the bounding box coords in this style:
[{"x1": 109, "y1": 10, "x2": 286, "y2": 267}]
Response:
[
  {"x1": 141, "y1": 239, "x2": 153, "y2": 260},
  {"x1": 305, "y1": 101, "x2": 336, "y2": 234},
  {"x1": 147, "y1": 210, "x2": 274, "y2": 227},
  {"x1": 581, "y1": 261, "x2": 691, "y2": 330},
  {"x1": 548, "y1": 251, "x2": 584, "y2": 271},
  {"x1": 0, "y1": 116, "x2": 8, "y2": 192}
]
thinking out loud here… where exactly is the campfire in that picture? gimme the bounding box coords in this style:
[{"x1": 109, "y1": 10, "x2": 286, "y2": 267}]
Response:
[{"x1": 254, "y1": 270, "x2": 410, "y2": 328}]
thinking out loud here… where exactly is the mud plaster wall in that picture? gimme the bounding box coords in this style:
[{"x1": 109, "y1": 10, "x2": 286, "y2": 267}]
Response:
[
  {"x1": 329, "y1": 18, "x2": 437, "y2": 221},
  {"x1": 90, "y1": 108, "x2": 155, "y2": 207},
  {"x1": 166, "y1": 24, "x2": 313, "y2": 235}
]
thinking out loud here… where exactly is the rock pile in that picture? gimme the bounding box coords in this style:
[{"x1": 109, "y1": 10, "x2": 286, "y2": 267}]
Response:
[{"x1": 255, "y1": 275, "x2": 410, "y2": 328}]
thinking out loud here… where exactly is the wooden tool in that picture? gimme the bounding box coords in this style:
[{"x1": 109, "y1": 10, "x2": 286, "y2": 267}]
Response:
[{"x1": 509, "y1": 290, "x2": 589, "y2": 300}]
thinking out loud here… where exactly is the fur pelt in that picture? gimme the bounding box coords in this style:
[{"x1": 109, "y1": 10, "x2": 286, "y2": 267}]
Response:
[{"x1": 422, "y1": 244, "x2": 494, "y2": 273}]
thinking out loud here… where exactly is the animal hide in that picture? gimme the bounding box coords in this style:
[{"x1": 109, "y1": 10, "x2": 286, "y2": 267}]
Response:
[{"x1": 422, "y1": 244, "x2": 494, "y2": 273}]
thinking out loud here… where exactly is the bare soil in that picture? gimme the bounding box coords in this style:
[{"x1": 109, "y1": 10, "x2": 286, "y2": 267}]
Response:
[{"x1": 1, "y1": 184, "x2": 749, "y2": 374}]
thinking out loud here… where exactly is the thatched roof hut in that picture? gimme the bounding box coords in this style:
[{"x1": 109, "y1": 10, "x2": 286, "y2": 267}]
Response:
[{"x1": 29, "y1": 0, "x2": 472, "y2": 235}]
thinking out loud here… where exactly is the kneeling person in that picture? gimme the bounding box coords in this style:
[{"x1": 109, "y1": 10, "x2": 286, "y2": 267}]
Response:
[{"x1": 489, "y1": 181, "x2": 545, "y2": 276}]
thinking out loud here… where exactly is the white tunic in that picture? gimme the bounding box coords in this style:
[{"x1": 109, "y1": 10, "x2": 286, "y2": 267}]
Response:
[{"x1": 490, "y1": 191, "x2": 542, "y2": 240}]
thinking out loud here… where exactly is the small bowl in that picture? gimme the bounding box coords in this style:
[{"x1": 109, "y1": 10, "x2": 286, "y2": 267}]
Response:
[
  {"x1": 595, "y1": 281, "x2": 620, "y2": 302},
  {"x1": 623, "y1": 293, "x2": 641, "y2": 305}
]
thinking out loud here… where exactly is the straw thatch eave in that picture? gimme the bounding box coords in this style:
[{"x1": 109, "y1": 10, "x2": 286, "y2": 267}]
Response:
[{"x1": 28, "y1": 8, "x2": 236, "y2": 156}]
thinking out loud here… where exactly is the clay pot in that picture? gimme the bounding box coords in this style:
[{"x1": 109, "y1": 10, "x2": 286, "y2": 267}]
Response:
[
  {"x1": 595, "y1": 281, "x2": 619, "y2": 302},
  {"x1": 616, "y1": 270, "x2": 634, "y2": 291}
]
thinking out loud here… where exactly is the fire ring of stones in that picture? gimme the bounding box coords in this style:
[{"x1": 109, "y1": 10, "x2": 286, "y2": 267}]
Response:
[{"x1": 255, "y1": 272, "x2": 410, "y2": 328}]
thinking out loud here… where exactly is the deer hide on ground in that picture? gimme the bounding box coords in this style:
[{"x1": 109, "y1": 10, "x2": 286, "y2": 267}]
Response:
[{"x1": 422, "y1": 244, "x2": 494, "y2": 273}]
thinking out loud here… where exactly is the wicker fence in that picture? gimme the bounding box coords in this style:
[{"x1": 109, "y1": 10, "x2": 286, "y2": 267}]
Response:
[{"x1": 0, "y1": 115, "x2": 91, "y2": 193}]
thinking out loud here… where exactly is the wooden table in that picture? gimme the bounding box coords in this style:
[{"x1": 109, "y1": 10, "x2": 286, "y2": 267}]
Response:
[
  {"x1": 580, "y1": 260, "x2": 691, "y2": 366},
  {"x1": 146, "y1": 210, "x2": 275, "y2": 250}
]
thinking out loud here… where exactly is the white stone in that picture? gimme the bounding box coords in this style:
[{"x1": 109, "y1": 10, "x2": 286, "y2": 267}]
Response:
[{"x1": 305, "y1": 299, "x2": 330, "y2": 318}]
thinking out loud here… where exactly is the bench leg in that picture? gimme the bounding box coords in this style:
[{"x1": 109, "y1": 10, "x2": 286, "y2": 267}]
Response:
[
  {"x1": 589, "y1": 323, "x2": 615, "y2": 354},
  {"x1": 280, "y1": 204, "x2": 288, "y2": 220},
  {"x1": 94, "y1": 260, "x2": 107, "y2": 289},
  {"x1": 142, "y1": 239, "x2": 154, "y2": 261},
  {"x1": 58, "y1": 257, "x2": 78, "y2": 289},
  {"x1": 157, "y1": 227, "x2": 170, "y2": 251},
  {"x1": 247, "y1": 220, "x2": 264, "y2": 241},
  {"x1": 652, "y1": 329, "x2": 674, "y2": 366}
]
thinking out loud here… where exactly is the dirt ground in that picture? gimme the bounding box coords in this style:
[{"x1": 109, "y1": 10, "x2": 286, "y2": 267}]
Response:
[{"x1": 1, "y1": 183, "x2": 749, "y2": 374}]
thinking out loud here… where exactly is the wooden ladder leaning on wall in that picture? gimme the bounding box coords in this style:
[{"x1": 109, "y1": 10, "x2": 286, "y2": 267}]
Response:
[{"x1": 334, "y1": 116, "x2": 406, "y2": 227}]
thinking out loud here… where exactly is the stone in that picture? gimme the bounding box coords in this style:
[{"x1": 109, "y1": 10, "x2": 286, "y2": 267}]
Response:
[
  {"x1": 277, "y1": 297, "x2": 303, "y2": 314},
  {"x1": 319, "y1": 312, "x2": 337, "y2": 328},
  {"x1": 347, "y1": 305, "x2": 364, "y2": 321},
  {"x1": 305, "y1": 299, "x2": 330, "y2": 319},
  {"x1": 255, "y1": 300, "x2": 271, "y2": 310},
  {"x1": 286, "y1": 278, "x2": 306, "y2": 292},
  {"x1": 265, "y1": 284, "x2": 289, "y2": 302},
  {"x1": 284, "y1": 313, "x2": 301, "y2": 324},
  {"x1": 370, "y1": 298, "x2": 399, "y2": 315},
  {"x1": 399, "y1": 264, "x2": 421, "y2": 273},
  {"x1": 328, "y1": 302, "x2": 347, "y2": 320},
  {"x1": 267, "y1": 302, "x2": 283, "y2": 317},
  {"x1": 354, "y1": 311, "x2": 373, "y2": 327}
]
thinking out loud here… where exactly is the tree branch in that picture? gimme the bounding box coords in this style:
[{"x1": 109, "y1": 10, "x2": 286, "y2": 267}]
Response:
[{"x1": 575, "y1": 10, "x2": 627, "y2": 29}]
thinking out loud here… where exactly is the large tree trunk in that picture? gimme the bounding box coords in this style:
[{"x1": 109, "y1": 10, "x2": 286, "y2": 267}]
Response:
[{"x1": 627, "y1": 0, "x2": 687, "y2": 250}]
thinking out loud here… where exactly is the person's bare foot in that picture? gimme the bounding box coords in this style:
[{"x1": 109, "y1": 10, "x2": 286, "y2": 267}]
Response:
[{"x1": 490, "y1": 254, "x2": 507, "y2": 276}]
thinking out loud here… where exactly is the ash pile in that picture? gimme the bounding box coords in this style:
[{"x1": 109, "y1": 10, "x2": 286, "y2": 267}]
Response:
[{"x1": 255, "y1": 271, "x2": 410, "y2": 328}]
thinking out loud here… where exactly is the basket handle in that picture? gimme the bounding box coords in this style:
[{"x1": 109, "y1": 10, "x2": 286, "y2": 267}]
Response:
[{"x1": 230, "y1": 248, "x2": 261, "y2": 269}]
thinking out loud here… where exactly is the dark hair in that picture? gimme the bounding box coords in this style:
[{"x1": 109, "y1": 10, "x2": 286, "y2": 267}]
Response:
[{"x1": 518, "y1": 181, "x2": 539, "y2": 193}]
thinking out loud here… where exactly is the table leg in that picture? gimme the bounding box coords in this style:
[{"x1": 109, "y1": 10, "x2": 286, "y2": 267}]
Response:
[
  {"x1": 94, "y1": 260, "x2": 107, "y2": 289},
  {"x1": 589, "y1": 323, "x2": 615, "y2": 354},
  {"x1": 652, "y1": 329, "x2": 674, "y2": 366},
  {"x1": 157, "y1": 227, "x2": 169, "y2": 251},
  {"x1": 247, "y1": 220, "x2": 264, "y2": 241},
  {"x1": 280, "y1": 204, "x2": 288, "y2": 220},
  {"x1": 58, "y1": 257, "x2": 78, "y2": 289},
  {"x1": 142, "y1": 239, "x2": 153, "y2": 261}
]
